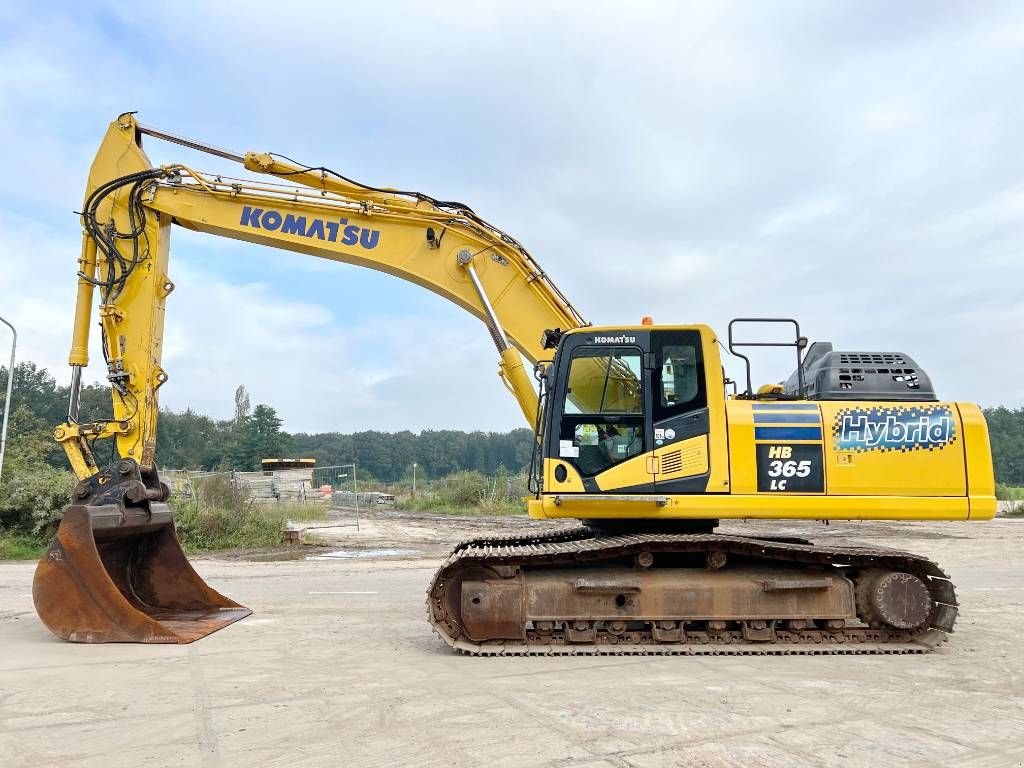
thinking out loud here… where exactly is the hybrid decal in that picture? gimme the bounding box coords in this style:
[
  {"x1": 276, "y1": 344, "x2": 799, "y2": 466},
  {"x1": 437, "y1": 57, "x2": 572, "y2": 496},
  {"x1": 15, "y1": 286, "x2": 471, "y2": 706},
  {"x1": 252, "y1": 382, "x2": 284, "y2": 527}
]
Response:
[
  {"x1": 832, "y1": 405, "x2": 957, "y2": 453},
  {"x1": 592, "y1": 335, "x2": 636, "y2": 344},
  {"x1": 239, "y1": 206, "x2": 381, "y2": 249}
]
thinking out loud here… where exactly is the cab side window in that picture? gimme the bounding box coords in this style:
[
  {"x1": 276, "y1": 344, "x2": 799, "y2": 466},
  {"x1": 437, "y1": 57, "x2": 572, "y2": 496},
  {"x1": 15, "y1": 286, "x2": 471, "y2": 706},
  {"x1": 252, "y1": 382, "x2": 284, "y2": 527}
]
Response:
[
  {"x1": 661, "y1": 345, "x2": 700, "y2": 407},
  {"x1": 654, "y1": 335, "x2": 707, "y2": 421}
]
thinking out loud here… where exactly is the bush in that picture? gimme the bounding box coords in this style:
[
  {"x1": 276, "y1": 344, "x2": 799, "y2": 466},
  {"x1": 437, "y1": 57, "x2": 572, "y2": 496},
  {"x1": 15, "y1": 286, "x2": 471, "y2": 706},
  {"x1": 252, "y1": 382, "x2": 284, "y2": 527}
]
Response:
[
  {"x1": 396, "y1": 469, "x2": 527, "y2": 516},
  {"x1": 171, "y1": 473, "x2": 326, "y2": 551},
  {"x1": 0, "y1": 406, "x2": 75, "y2": 541},
  {"x1": 0, "y1": 533, "x2": 46, "y2": 560},
  {"x1": 0, "y1": 460, "x2": 74, "y2": 537},
  {"x1": 440, "y1": 470, "x2": 491, "y2": 506},
  {"x1": 190, "y1": 473, "x2": 252, "y2": 510},
  {"x1": 174, "y1": 498, "x2": 285, "y2": 551},
  {"x1": 996, "y1": 484, "x2": 1024, "y2": 501}
]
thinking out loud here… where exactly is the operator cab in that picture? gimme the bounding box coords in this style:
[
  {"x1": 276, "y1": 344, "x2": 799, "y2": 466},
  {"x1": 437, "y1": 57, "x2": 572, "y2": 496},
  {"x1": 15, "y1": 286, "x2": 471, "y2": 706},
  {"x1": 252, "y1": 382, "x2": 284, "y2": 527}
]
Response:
[{"x1": 539, "y1": 325, "x2": 720, "y2": 494}]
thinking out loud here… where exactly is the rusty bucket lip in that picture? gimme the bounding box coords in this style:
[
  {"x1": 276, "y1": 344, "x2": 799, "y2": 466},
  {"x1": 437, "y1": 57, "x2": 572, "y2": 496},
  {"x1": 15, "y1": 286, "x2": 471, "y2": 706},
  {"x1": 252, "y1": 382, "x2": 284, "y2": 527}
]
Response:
[
  {"x1": 60, "y1": 606, "x2": 254, "y2": 644},
  {"x1": 33, "y1": 503, "x2": 252, "y2": 644}
]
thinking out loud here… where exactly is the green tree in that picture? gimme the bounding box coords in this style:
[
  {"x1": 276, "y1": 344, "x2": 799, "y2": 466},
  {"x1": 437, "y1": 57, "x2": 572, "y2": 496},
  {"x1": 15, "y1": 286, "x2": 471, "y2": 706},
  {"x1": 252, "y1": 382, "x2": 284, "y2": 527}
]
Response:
[
  {"x1": 0, "y1": 405, "x2": 75, "y2": 535},
  {"x1": 229, "y1": 404, "x2": 291, "y2": 470},
  {"x1": 233, "y1": 385, "x2": 251, "y2": 427},
  {"x1": 985, "y1": 406, "x2": 1024, "y2": 485},
  {"x1": 157, "y1": 409, "x2": 231, "y2": 470}
]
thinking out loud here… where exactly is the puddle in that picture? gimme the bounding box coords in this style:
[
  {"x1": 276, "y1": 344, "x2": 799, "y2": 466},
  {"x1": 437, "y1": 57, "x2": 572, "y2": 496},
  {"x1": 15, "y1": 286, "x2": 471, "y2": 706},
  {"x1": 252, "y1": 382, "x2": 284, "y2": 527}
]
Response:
[{"x1": 306, "y1": 548, "x2": 421, "y2": 561}]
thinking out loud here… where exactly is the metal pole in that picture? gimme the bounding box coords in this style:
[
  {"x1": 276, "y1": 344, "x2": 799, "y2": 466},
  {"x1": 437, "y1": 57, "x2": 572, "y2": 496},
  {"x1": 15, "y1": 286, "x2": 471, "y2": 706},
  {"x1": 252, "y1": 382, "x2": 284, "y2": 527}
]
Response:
[
  {"x1": 68, "y1": 365, "x2": 82, "y2": 422},
  {"x1": 135, "y1": 122, "x2": 246, "y2": 164},
  {"x1": 412, "y1": 462, "x2": 417, "y2": 497},
  {"x1": 353, "y1": 461, "x2": 359, "y2": 531},
  {"x1": 0, "y1": 316, "x2": 16, "y2": 482}
]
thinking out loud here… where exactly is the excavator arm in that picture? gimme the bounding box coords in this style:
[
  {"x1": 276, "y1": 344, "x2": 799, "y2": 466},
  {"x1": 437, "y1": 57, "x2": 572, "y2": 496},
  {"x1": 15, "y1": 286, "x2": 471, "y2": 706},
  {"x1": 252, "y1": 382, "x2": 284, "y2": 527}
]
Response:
[
  {"x1": 58, "y1": 113, "x2": 586, "y2": 480},
  {"x1": 33, "y1": 113, "x2": 586, "y2": 644}
]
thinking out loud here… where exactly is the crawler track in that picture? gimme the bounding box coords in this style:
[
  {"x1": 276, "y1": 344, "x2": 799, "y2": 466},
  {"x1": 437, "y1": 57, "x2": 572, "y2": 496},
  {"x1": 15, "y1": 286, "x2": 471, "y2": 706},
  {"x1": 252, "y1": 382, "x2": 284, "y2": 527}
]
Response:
[{"x1": 427, "y1": 527, "x2": 957, "y2": 656}]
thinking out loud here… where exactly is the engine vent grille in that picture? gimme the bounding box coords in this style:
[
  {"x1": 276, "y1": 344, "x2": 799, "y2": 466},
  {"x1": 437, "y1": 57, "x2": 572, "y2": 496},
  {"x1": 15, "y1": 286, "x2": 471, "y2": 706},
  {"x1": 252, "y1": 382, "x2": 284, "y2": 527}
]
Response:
[
  {"x1": 661, "y1": 451, "x2": 683, "y2": 475},
  {"x1": 838, "y1": 353, "x2": 906, "y2": 365},
  {"x1": 658, "y1": 447, "x2": 706, "y2": 476}
]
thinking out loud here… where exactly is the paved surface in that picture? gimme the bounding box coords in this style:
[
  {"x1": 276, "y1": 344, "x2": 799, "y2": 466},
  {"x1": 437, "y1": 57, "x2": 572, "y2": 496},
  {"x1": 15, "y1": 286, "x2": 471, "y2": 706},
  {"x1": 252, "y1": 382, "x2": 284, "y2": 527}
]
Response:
[{"x1": 2, "y1": 516, "x2": 1023, "y2": 767}]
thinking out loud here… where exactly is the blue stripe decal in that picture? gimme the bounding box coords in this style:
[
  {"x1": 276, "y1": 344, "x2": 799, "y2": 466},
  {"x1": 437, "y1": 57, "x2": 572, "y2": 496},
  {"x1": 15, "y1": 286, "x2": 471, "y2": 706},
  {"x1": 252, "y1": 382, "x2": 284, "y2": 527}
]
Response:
[
  {"x1": 753, "y1": 412, "x2": 822, "y2": 424},
  {"x1": 751, "y1": 402, "x2": 819, "y2": 411},
  {"x1": 754, "y1": 426, "x2": 823, "y2": 441}
]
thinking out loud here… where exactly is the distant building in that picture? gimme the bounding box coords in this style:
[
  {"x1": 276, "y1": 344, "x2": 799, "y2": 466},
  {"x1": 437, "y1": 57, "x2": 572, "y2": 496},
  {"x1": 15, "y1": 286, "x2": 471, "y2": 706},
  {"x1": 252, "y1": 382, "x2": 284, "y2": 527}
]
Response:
[
  {"x1": 261, "y1": 458, "x2": 316, "y2": 475},
  {"x1": 257, "y1": 458, "x2": 319, "y2": 502}
]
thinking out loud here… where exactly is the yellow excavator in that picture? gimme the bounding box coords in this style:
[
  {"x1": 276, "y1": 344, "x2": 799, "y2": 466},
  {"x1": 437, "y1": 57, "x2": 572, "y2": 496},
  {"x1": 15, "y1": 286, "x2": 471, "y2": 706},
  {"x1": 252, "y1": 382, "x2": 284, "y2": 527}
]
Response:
[{"x1": 33, "y1": 113, "x2": 996, "y2": 654}]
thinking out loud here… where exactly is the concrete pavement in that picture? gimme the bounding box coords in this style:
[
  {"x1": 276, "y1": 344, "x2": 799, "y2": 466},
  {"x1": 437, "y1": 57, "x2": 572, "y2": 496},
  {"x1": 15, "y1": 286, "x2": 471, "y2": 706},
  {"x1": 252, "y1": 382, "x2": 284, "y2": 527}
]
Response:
[{"x1": 1, "y1": 518, "x2": 1022, "y2": 767}]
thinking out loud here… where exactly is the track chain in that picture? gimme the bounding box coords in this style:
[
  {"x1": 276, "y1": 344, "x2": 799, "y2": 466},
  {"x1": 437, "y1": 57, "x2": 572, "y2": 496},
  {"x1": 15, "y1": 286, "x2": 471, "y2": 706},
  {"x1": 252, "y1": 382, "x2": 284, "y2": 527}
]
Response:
[
  {"x1": 427, "y1": 529, "x2": 958, "y2": 657},
  {"x1": 448, "y1": 525, "x2": 593, "y2": 556}
]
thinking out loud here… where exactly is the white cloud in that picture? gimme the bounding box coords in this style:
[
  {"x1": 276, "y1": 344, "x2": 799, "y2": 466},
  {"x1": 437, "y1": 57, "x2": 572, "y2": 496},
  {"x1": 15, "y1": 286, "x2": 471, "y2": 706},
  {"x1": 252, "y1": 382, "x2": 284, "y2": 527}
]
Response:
[
  {"x1": 0, "y1": 212, "x2": 84, "y2": 380},
  {"x1": 159, "y1": 261, "x2": 517, "y2": 432},
  {"x1": 923, "y1": 184, "x2": 1024, "y2": 247},
  {"x1": 760, "y1": 197, "x2": 845, "y2": 237},
  {"x1": 0, "y1": 0, "x2": 1021, "y2": 446}
]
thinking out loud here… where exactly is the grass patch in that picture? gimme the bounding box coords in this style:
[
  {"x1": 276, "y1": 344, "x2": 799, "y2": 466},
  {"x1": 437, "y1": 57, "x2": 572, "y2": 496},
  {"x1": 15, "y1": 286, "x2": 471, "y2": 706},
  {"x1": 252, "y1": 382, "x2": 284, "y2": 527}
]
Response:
[
  {"x1": 282, "y1": 504, "x2": 332, "y2": 522},
  {"x1": 996, "y1": 484, "x2": 1024, "y2": 501},
  {"x1": 1, "y1": 501, "x2": 330, "y2": 558},
  {"x1": 393, "y1": 470, "x2": 528, "y2": 517},
  {"x1": 0, "y1": 532, "x2": 46, "y2": 560},
  {"x1": 173, "y1": 499, "x2": 328, "y2": 551},
  {"x1": 996, "y1": 485, "x2": 1024, "y2": 517},
  {"x1": 171, "y1": 475, "x2": 327, "y2": 552}
]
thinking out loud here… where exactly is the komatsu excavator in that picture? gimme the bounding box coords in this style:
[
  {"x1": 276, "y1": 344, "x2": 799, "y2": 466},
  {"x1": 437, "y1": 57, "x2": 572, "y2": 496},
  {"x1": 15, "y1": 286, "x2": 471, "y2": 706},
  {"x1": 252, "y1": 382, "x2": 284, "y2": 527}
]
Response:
[{"x1": 33, "y1": 113, "x2": 996, "y2": 654}]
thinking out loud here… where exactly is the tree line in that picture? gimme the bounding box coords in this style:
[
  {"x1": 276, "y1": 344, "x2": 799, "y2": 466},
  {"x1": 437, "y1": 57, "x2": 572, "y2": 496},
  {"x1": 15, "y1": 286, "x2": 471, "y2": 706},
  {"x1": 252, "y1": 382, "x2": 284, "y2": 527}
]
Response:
[
  {"x1": 0, "y1": 361, "x2": 1021, "y2": 485},
  {"x1": 985, "y1": 406, "x2": 1024, "y2": 488},
  {"x1": 0, "y1": 362, "x2": 534, "y2": 482}
]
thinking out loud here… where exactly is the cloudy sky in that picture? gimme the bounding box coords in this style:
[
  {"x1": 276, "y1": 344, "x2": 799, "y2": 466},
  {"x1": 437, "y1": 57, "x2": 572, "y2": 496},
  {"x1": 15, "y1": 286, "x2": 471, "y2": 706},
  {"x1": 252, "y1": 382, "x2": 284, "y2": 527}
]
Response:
[{"x1": 0, "y1": 2, "x2": 1021, "y2": 433}]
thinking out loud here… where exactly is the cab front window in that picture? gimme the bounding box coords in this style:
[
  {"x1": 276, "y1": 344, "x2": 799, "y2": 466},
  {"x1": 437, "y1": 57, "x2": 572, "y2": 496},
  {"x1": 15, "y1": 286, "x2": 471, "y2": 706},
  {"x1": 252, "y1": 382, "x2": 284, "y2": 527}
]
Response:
[
  {"x1": 559, "y1": 346, "x2": 644, "y2": 476},
  {"x1": 564, "y1": 347, "x2": 642, "y2": 415}
]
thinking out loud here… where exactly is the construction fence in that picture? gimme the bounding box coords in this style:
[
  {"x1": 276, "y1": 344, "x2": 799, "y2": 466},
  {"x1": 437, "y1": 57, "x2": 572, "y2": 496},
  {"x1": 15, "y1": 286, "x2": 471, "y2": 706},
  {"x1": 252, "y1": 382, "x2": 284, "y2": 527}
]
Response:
[{"x1": 162, "y1": 464, "x2": 394, "y2": 507}]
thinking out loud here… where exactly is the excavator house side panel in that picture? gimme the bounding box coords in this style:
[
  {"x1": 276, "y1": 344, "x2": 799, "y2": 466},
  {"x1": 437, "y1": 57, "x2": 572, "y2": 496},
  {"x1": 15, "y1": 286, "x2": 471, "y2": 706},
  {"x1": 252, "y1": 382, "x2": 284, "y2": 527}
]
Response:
[{"x1": 33, "y1": 504, "x2": 250, "y2": 643}]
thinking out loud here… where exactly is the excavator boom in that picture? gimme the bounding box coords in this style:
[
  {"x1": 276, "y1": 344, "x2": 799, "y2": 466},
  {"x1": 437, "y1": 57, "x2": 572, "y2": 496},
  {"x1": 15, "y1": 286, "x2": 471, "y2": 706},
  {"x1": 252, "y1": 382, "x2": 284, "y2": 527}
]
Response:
[
  {"x1": 36, "y1": 113, "x2": 585, "y2": 644},
  {"x1": 62, "y1": 115, "x2": 585, "y2": 477}
]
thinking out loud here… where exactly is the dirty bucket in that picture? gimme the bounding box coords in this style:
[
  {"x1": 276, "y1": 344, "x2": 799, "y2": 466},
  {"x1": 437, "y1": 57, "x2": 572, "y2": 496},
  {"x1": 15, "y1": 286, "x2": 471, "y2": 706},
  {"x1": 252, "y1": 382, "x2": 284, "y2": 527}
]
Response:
[{"x1": 33, "y1": 461, "x2": 250, "y2": 643}]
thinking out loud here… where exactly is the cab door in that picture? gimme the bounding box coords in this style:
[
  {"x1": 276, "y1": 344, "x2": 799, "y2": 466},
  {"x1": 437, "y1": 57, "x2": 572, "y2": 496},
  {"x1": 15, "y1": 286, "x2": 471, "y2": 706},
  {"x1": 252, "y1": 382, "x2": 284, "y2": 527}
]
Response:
[
  {"x1": 547, "y1": 334, "x2": 656, "y2": 492},
  {"x1": 649, "y1": 330, "x2": 712, "y2": 492}
]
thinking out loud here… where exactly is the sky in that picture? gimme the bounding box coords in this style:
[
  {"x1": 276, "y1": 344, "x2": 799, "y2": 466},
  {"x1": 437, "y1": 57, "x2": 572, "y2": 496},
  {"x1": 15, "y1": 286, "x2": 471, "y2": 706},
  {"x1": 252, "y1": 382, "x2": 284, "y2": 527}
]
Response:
[{"x1": 0, "y1": 1, "x2": 1021, "y2": 434}]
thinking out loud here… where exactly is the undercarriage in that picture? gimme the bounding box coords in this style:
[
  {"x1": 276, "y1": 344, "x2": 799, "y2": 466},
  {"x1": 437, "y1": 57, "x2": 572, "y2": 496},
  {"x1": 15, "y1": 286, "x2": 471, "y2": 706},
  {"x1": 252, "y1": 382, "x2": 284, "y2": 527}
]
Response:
[{"x1": 427, "y1": 526, "x2": 957, "y2": 656}]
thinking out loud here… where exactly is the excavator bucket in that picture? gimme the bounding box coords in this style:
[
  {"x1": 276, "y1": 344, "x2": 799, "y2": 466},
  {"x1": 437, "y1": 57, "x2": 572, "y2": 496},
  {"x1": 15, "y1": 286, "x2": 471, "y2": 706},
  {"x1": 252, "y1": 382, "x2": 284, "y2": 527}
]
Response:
[{"x1": 33, "y1": 462, "x2": 250, "y2": 643}]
